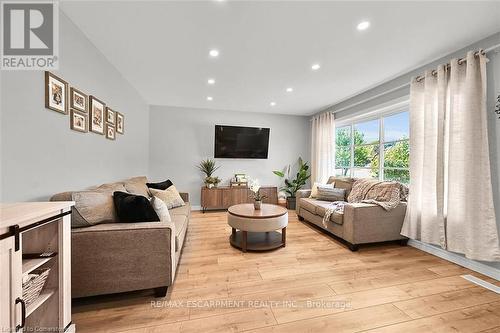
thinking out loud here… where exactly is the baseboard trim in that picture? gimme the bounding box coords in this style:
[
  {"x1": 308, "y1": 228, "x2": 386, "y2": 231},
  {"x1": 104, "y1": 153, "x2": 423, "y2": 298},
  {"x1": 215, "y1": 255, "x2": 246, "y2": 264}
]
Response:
[
  {"x1": 408, "y1": 239, "x2": 500, "y2": 281},
  {"x1": 461, "y1": 274, "x2": 500, "y2": 294},
  {"x1": 190, "y1": 205, "x2": 202, "y2": 211}
]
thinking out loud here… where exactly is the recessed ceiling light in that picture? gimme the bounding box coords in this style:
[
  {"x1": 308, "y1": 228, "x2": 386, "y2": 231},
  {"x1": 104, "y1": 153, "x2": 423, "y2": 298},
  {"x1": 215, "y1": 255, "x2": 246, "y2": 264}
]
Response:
[
  {"x1": 311, "y1": 64, "x2": 320, "y2": 71},
  {"x1": 209, "y1": 49, "x2": 219, "y2": 57},
  {"x1": 207, "y1": 78, "x2": 215, "y2": 85},
  {"x1": 286, "y1": 87, "x2": 293, "y2": 93},
  {"x1": 207, "y1": 96, "x2": 213, "y2": 101},
  {"x1": 270, "y1": 102, "x2": 276, "y2": 106},
  {"x1": 357, "y1": 21, "x2": 370, "y2": 31}
]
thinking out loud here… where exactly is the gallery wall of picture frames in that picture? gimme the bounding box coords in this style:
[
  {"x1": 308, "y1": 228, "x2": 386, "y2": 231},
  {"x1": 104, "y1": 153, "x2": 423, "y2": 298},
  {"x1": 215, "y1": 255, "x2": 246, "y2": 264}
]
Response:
[{"x1": 45, "y1": 71, "x2": 125, "y2": 140}]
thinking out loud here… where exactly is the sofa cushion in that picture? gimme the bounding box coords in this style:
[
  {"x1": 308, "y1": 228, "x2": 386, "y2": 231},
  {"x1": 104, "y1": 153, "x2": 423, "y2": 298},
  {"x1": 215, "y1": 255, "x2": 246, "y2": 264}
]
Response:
[
  {"x1": 150, "y1": 186, "x2": 186, "y2": 209},
  {"x1": 316, "y1": 187, "x2": 345, "y2": 202},
  {"x1": 51, "y1": 191, "x2": 87, "y2": 228},
  {"x1": 123, "y1": 176, "x2": 150, "y2": 197},
  {"x1": 310, "y1": 182, "x2": 333, "y2": 199},
  {"x1": 113, "y1": 191, "x2": 160, "y2": 223},
  {"x1": 327, "y1": 176, "x2": 356, "y2": 199},
  {"x1": 314, "y1": 201, "x2": 344, "y2": 225},
  {"x1": 151, "y1": 196, "x2": 172, "y2": 222},
  {"x1": 147, "y1": 179, "x2": 173, "y2": 191},
  {"x1": 71, "y1": 221, "x2": 172, "y2": 233},
  {"x1": 173, "y1": 215, "x2": 188, "y2": 252},
  {"x1": 170, "y1": 204, "x2": 190, "y2": 217},
  {"x1": 300, "y1": 198, "x2": 320, "y2": 214},
  {"x1": 72, "y1": 190, "x2": 117, "y2": 227}
]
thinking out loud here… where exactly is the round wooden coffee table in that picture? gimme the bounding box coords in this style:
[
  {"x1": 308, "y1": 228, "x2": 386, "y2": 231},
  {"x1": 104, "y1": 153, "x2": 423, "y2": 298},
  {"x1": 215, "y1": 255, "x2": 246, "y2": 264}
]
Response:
[{"x1": 227, "y1": 203, "x2": 288, "y2": 252}]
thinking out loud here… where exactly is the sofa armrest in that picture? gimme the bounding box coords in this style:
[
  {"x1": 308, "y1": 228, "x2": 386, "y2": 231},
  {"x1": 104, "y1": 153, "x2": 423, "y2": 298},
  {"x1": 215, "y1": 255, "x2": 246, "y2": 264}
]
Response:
[
  {"x1": 343, "y1": 202, "x2": 407, "y2": 244},
  {"x1": 295, "y1": 189, "x2": 312, "y2": 215},
  {"x1": 179, "y1": 192, "x2": 189, "y2": 202},
  {"x1": 71, "y1": 222, "x2": 175, "y2": 297}
]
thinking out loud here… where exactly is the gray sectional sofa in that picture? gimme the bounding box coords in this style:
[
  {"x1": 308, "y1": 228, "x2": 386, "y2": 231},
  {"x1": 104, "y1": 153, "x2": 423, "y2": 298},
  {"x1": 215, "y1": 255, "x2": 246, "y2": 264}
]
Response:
[
  {"x1": 296, "y1": 176, "x2": 407, "y2": 251},
  {"x1": 51, "y1": 176, "x2": 189, "y2": 298}
]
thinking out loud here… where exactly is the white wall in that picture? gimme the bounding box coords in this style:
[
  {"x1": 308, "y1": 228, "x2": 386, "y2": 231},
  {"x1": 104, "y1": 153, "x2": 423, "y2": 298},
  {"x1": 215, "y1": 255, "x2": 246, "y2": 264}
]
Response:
[
  {"x1": 149, "y1": 105, "x2": 310, "y2": 208},
  {"x1": 0, "y1": 13, "x2": 149, "y2": 201}
]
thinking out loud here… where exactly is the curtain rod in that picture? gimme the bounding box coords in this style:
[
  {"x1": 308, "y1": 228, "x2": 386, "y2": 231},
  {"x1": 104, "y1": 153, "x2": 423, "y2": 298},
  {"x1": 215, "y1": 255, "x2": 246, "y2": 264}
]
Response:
[{"x1": 414, "y1": 46, "x2": 496, "y2": 82}]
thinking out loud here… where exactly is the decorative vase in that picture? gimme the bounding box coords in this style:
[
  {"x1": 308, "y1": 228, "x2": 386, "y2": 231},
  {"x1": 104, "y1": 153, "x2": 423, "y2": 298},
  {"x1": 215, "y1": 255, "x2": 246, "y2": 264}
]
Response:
[
  {"x1": 207, "y1": 183, "x2": 214, "y2": 189},
  {"x1": 254, "y1": 200, "x2": 262, "y2": 210}
]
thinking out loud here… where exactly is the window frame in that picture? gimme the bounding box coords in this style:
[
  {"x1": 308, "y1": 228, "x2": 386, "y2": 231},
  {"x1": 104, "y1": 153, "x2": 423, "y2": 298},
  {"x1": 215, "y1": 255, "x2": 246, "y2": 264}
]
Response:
[{"x1": 335, "y1": 103, "x2": 409, "y2": 182}]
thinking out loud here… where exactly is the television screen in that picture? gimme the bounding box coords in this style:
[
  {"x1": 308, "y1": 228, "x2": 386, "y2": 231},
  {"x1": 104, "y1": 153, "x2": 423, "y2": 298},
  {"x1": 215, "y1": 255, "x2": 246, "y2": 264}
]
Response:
[{"x1": 214, "y1": 125, "x2": 270, "y2": 159}]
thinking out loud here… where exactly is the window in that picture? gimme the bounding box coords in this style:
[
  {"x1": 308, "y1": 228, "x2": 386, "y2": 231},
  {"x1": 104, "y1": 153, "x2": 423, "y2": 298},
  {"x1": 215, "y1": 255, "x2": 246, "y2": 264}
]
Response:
[{"x1": 334, "y1": 110, "x2": 410, "y2": 184}]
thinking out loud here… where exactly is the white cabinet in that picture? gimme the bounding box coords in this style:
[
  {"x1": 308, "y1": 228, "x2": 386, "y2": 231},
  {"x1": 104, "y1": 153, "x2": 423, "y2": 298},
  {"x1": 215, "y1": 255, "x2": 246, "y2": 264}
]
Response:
[
  {"x1": 0, "y1": 202, "x2": 74, "y2": 333},
  {"x1": 0, "y1": 235, "x2": 22, "y2": 331}
]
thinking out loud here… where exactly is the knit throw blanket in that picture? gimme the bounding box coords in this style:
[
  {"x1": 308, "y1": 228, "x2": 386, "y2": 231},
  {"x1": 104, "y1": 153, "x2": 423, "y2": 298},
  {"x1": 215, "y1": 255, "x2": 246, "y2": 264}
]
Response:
[
  {"x1": 347, "y1": 178, "x2": 408, "y2": 211},
  {"x1": 322, "y1": 201, "x2": 345, "y2": 227}
]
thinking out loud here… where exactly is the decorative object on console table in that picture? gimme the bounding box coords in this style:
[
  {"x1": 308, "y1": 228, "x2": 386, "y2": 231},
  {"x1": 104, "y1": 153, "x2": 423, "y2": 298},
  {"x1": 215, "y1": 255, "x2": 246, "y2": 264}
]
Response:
[
  {"x1": 273, "y1": 157, "x2": 311, "y2": 210},
  {"x1": 249, "y1": 179, "x2": 267, "y2": 210},
  {"x1": 201, "y1": 186, "x2": 277, "y2": 212},
  {"x1": 197, "y1": 158, "x2": 221, "y2": 188}
]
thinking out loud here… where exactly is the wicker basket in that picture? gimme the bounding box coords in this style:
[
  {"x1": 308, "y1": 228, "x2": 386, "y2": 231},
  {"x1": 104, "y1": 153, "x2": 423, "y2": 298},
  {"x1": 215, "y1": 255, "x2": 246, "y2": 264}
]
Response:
[{"x1": 22, "y1": 268, "x2": 50, "y2": 306}]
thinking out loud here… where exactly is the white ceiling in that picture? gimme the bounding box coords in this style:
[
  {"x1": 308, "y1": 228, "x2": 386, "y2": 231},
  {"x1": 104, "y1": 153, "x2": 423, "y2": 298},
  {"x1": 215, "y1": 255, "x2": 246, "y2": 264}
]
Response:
[{"x1": 61, "y1": 1, "x2": 500, "y2": 116}]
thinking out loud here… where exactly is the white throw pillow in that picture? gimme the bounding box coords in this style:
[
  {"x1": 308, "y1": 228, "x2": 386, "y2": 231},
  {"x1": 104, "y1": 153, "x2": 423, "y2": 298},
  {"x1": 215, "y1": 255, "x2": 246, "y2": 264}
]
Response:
[
  {"x1": 150, "y1": 186, "x2": 186, "y2": 209},
  {"x1": 310, "y1": 182, "x2": 334, "y2": 198},
  {"x1": 151, "y1": 196, "x2": 172, "y2": 222}
]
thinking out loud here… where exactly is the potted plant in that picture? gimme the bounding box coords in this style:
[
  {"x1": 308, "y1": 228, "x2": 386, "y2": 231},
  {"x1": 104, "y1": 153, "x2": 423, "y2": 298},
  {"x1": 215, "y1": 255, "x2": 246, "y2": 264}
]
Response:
[
  {"x1": 197, "y1": 158, "x2": 221, "y2": 188},
  {"x1": 273, "y1": 157, "x2": 311, "y2": 209},
  {"x1": 249, "y1": 179, "x2": 267, "y2": 210}
]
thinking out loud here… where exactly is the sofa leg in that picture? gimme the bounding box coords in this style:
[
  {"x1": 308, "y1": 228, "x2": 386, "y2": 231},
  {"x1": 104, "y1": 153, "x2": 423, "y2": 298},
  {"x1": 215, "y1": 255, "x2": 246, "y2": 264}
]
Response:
[
  {"x1": 400, "y1": 239, "x2": 409, "y2": 246},
  {"x1": 348, "y1": 243, "x2": 359, "y2": 252},
  {"x1": 297, "y1": 215, "x2": 304, "y2": 221},
  {"x1": 154, "y1": 286, "x2": 168, "y2": 298}
]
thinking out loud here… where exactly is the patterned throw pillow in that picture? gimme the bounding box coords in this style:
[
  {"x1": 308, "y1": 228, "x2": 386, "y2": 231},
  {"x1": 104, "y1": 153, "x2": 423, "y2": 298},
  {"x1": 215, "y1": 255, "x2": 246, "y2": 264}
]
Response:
[
  {"x1": 316, "y1": 187, "x2": 346, "y2": 202},
  {"x1": 150, "y1": 186, "x2": 186, "y2": 209}
]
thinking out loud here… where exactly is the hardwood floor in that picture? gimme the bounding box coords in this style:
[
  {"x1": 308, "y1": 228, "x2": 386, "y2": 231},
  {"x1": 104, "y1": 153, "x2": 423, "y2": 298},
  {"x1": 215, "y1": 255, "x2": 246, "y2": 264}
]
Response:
[{"x1": 73, "y1": 211, "x2": 500, "y2": 333}]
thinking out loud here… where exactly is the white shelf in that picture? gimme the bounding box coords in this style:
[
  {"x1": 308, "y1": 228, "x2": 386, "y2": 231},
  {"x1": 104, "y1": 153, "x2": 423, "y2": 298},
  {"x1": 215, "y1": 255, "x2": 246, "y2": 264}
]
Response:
[
  {"x1": 26, "y1": 288, "x2": 56, "y2": 317},
  {"x1": 22, "y1": 257, "x2": 55, "y2": 275}
]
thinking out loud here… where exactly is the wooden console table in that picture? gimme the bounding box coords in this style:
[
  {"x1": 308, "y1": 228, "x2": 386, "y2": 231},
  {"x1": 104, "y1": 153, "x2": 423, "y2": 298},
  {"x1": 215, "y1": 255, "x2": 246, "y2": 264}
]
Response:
[{"x1": 201, "y1": 186, "x2": 278, "y2": 212}]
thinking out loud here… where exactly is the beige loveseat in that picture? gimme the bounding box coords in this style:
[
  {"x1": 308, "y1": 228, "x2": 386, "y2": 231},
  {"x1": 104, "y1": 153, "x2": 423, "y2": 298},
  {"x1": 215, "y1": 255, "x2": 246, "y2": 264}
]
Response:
[
  {"x1": 296, "y1": 176, "x2": 407, "y2": 251},
  {"x1": 51, "y1": 176, "x2": 189, "y2": 298}
]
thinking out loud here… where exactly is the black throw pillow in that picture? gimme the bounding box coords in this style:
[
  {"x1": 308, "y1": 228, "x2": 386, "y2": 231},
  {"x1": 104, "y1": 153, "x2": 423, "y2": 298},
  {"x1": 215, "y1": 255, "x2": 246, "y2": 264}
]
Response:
[
  {"x1": 113, "y1": 191, "x2": 159, "y2": 223},
  {"x1": 146, "y1": 179, "x2": 173, "y2": 190}
]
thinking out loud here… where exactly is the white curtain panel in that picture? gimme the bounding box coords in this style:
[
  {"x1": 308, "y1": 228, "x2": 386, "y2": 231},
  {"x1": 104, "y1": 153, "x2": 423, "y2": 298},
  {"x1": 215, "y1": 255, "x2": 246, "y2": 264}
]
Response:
[
  {"x1": 402, "y1": 51, "x2": 500, "y2": 261},
  {"x1": 311, "y1": 112, "x2": 335, "y2": 184}
]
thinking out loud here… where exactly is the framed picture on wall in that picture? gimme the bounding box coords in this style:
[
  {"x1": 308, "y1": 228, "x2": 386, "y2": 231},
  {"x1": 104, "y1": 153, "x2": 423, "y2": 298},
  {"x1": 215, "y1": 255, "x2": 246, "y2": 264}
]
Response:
[
  {"x1": 70, "y1": 109, "x2": 88, "y2": 133},
  {"x1": 89, "y1": 96, "x2": 105, "y2": 135},
  {"x1": 45, "y1": 71, "x2": 68, "y2": 114},
  {"x1": 70, "y1": 87, "x2": 88, "y2": 113},
  {"x1": 105, "y1": 123, "x2": 116, "y2": 140},
  {"x1": 106, "y1": 107, "x2": 116, "y2": 125},
  {"x1": 116, "y1": 112, "x2": 124, "y2": 134}
]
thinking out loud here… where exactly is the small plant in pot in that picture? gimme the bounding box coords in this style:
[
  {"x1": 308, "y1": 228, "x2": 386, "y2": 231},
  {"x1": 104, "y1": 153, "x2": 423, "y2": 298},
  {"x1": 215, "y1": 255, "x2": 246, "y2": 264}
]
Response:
[
  {"x1": 249, "y1": 179, "x2": 267, "y2": 210},
  {"x1": 273, "y1": 157, "x2": 311, "y2": 209},
  {"x1": 197, "y1": 158, "x2": 221, "y2": 188}
]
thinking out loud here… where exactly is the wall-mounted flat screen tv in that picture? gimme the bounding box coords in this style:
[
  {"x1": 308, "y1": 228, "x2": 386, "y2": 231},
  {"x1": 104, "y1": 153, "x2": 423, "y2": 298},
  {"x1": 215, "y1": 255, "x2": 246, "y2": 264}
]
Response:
[{"x1": 214, "y1": 125, "x2": 270, "y2": 159}]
